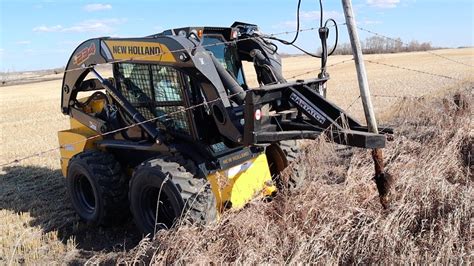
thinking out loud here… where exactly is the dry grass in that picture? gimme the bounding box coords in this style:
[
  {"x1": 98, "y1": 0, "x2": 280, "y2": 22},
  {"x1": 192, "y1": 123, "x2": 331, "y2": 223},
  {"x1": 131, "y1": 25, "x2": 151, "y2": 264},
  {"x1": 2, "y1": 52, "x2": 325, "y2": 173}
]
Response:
[
  {"x1": 0, "y1": 48, "x2": 472, "y2": 264},
  {"x1": 107, "y1": 90, "x2": 472, "y2": 264}
]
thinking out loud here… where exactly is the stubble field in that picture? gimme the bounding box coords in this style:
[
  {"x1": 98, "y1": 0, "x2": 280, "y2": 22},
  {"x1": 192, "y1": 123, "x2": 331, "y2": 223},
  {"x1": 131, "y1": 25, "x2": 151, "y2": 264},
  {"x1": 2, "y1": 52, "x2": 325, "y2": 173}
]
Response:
[{"x1": 0, "y1": 48, "x2": 472, "y2": 264}]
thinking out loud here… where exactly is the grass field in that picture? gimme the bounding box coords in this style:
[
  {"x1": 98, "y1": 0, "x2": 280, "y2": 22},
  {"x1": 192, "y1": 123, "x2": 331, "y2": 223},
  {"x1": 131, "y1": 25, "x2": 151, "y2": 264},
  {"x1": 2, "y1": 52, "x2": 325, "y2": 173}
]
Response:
[{"x1": 0, "y1": 48, "x2": 472, "y2": 264}]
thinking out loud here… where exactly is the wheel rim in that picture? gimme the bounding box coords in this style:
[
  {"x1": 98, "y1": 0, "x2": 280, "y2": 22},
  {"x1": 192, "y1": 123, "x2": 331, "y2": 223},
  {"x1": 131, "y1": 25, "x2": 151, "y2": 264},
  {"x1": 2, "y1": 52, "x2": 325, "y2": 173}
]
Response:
[
  {"x1": 266, "y1": 144, "x2": 288, "y2": 177},
  {"x1": 141, "y1": 186, "x2": 177, "y2": 230},
  {"x1": 74, "y1": 174, "x2": 96, "y2": 214}
]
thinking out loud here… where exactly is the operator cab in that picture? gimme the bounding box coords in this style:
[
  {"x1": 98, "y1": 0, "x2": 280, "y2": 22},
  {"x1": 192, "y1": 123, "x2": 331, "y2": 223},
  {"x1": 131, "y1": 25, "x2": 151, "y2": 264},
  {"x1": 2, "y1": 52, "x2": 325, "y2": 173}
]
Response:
[
  {"x1": 62, "y1": 22, "x2": 287, "y2": 165},
  {"x1": 156, "y1": 26, "x2": 247, "y2": 88},
  {"x1": 110, "y1": 26, "x2": 252, "y2": 159}
]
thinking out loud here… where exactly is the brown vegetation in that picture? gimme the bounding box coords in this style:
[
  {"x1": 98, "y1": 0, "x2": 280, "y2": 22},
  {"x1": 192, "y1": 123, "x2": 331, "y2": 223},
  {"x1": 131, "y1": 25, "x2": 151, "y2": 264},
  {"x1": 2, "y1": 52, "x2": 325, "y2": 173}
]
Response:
[{"x1": 110, "y1": 90, "x2": 472, "y2": 264}]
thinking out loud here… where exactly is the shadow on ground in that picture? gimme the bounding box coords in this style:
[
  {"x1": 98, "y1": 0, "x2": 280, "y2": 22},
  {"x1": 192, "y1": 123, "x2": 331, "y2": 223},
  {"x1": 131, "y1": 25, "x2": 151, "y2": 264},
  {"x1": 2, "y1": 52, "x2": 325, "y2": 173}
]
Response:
[{"x1": 0, "y1": 165, "x2": 141, "y2": 259}]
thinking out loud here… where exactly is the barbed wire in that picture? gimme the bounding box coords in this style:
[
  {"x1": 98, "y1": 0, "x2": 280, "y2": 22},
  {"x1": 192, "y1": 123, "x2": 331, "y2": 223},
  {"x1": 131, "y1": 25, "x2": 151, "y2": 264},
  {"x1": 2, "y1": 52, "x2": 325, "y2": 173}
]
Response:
[
  {"x1": 365, "y1": 59, "x2": 462, "y2": 81},
  {"x1": 353, "y1": 25, "x2": 470, "y2": 102},
  {"x1": 0, "y1": 87, "x2": 367, "y2": 169},
  {"x1": 2, "y1": 69, "x2": 466, "y2": 168},
  {"x1": 334, "y1": 24, "x2": 470, "y2": 81},
  {"x1": 2, "y1": 59, "x2": 357, "y2": 165},
  {"x1": 372, "y1": 94, "x2": 422, "y2": 100},
  {"x1": 1, "y1": 56, "x2": 463, "y2": 167},
  {"x1": 0, "y1": 59, "x2": 357, "y2": 167},
  {"x1": 288, "y1": 58, "x2": 354, "y2": 79},
  {"x1": 0, "y1": 90, "x2": 243, "y2": 167},
  {"x1": 356, "y1": 26, "x2": 474, "y2": 68},
  {"x1": 0, "y1": 27, "x2": 322, "y2": 87},
  {"x1": 2, "y1": 23, "x2": 470, "y2": 167},
  {"x1": 370, "y1": 82, "x2": 472, "y2": 142},
  {"x1": 0, "y1": 25, "x2": 355, "y2": 167},
  {"x1": 0, "y1": 84, "x2": 354, "y2": 168},
  {"x1": 0, "y1": 60, "x2": 360, "y2": 168},
  {"x1": 346, "y1": 95, "x2": 361, "y2": 110},
  {"x1": 372, "y1": 85, "x2": 472, "y2": 102},
  {"x1": 60, "y1": 27, "x2": 321, "y2": 75},
  {"x1": 373, "y1": 85, "x2": 473, "y2": 137}
]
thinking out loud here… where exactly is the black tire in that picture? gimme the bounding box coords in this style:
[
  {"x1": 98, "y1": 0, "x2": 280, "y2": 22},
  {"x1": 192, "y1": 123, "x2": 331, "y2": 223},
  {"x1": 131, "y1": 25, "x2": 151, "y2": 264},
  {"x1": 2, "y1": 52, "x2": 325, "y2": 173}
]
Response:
[
  {"x1": 266, "y1": 140, "x2": 304, "y2": 189},
  {"x1": 281, "y1": 140, "x2": 306, "y2": 188},
  {"x1": 279, "y1": 139, "x2": 302, "y2": 165},
  {"x1": 129, "y1": 155, "x2": 216, "y2": 235},
  {"x1": 67, "y1": 150, "x2": 129, "y2": 226}
]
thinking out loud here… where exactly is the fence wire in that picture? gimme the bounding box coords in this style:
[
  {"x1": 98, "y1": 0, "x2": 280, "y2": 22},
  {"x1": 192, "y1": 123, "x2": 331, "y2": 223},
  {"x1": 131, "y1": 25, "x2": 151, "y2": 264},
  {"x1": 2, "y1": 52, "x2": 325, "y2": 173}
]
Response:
[
  {"x1": 355, "y1": 26, "x2": 474, "y2": 68},
  {"x1": 62, "y1": 27, "x2": 321, "y2": 75},
  {"x1": 365, "y1": 59, "x2": 462, "y2": 81},
  {"x1": 1, "y1": 25, "x2": 472, "y2": 167},
  {"x1": 0, "y1": 27, "x2": 340, "y2": 167},
  {"x1": 0, "y1": 90, "x2": 244, "y2": 167}
]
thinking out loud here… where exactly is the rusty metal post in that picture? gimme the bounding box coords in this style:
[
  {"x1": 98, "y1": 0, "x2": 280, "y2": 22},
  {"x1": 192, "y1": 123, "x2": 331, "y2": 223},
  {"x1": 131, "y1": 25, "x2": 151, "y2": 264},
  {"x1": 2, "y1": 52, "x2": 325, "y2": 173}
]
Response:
[
  {"x1": 342, "y1": 0, "x2": 393, "y2": 208},
  {"x1": 372, "y1": 149, "x2": 393, "y2": 208}
]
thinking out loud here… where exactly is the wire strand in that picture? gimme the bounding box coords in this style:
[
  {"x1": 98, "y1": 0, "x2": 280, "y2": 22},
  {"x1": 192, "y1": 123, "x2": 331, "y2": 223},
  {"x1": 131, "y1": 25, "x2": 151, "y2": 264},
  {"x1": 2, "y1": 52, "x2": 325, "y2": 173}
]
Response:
[
  {"x1": 365, "y1": 59, "x2": 462, "y2": 81},
  {"x1": 2, "y1": 23, "x2": 471, "y2": 167},
  {"x1": 356, "y1": 26, "x2": 474, "y2": 68},
  {"x1": 0, "y1": 58, "x2": 354, "y2": 167},
  {"x1": 59, "y1": 27, "x2": 320, "y2": 75}
]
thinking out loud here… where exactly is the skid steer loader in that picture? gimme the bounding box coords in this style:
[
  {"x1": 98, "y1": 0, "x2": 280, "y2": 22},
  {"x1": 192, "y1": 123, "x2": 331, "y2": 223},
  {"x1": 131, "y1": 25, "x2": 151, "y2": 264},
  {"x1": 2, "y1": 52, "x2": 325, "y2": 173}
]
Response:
[{"x1": 58, "y1": 22, "x2": 391, "y2": 234}]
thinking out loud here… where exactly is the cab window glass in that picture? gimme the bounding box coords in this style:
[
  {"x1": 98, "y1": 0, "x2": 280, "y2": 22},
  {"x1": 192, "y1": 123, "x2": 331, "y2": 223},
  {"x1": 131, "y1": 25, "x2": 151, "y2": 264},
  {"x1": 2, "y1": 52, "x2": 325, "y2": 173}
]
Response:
[{"x1": 116, "y1": 63, "x2": 191, "y2": 135}]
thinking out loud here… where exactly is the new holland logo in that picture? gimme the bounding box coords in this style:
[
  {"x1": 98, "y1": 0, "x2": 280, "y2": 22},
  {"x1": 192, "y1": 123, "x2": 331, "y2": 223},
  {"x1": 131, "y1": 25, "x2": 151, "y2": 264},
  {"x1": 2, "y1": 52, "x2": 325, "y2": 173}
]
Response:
[
  {"x1": 111, "y1": 45, "x2": 161, "y2": 56},
  {"x1": 290, "y1": 92, "x2": 326, "y2": 125},
  {"x1": 103, "y1": 40, "x2": 176, "y2": 63}
]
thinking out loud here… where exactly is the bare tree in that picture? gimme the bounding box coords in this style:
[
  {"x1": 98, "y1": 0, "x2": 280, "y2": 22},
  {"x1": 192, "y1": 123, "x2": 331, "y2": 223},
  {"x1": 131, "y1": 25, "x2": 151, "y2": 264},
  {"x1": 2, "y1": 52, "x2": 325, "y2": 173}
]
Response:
[{"x1": 333, "y1": 36, "x2": 433, "y2": 55}]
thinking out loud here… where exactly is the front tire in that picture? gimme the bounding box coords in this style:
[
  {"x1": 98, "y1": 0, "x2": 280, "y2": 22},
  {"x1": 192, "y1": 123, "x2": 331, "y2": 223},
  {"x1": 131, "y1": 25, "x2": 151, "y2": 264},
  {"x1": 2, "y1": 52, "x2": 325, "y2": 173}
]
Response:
[
  {"x1": 129, "y1": 155, "x2": 216, "y2": 235},
  {"x1": 266, "y1": 140, "x2": 304, "y2": 189},
  {"x1": 67, "y1": 150, "x2": 129, "y2": 225}
]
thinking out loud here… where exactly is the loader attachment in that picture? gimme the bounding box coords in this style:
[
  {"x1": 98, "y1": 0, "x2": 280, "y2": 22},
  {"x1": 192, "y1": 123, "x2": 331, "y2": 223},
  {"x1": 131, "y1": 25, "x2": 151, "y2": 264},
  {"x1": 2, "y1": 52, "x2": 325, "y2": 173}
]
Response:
[{"x1": 243, "y1": 78, "x2": 392, "y2": 148}]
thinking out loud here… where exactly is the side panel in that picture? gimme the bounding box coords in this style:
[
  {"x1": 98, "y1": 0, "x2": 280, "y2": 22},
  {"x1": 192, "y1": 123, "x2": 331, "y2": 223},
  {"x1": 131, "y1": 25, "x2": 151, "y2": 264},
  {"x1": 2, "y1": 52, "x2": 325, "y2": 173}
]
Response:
[
  {"x1": 207, "y1": 153, "x2": 275, "y2": 212},
  {"x1": 58, "y1": 118, "x2": 102, "y2": 177}
]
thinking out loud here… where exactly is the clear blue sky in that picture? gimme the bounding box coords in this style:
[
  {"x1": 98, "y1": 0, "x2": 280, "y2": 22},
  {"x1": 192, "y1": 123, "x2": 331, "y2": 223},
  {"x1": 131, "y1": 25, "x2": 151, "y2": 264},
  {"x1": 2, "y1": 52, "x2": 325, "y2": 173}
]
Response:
[{"x1": 0, "y1": 0, "x2": 472, "y2": 71}]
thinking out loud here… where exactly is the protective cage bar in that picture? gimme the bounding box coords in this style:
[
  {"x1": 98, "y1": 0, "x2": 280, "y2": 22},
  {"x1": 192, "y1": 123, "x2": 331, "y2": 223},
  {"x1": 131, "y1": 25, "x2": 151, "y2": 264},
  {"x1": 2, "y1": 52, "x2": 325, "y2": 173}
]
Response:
[{"x1": 115, "y1": 63, "x2": 192, "y2": 135}]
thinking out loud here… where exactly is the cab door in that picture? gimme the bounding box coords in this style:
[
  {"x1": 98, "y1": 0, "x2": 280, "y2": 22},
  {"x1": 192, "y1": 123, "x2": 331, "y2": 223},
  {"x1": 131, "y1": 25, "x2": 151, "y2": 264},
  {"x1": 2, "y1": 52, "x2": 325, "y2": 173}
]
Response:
[{"x1": 114, "y1": 63, "x2": 198, "y2": 140}]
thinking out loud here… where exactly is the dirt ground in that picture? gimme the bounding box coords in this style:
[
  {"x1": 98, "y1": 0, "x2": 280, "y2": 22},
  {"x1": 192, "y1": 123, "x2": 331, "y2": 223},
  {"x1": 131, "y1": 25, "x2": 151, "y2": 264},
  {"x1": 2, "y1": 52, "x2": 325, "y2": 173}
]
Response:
[{"x1": 0, "y1": 48, "x2": 472, "y2": 264}]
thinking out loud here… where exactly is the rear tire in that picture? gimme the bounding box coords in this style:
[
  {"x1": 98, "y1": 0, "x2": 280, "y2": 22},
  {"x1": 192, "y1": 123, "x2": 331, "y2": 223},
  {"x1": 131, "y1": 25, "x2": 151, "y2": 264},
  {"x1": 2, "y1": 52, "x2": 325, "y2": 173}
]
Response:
[
  {"x1": 67, "y1": 150, "x2": 129, "y2": 226},
  {"x1": 129, "y1": 155, "x2": 216, "y2": 235}
]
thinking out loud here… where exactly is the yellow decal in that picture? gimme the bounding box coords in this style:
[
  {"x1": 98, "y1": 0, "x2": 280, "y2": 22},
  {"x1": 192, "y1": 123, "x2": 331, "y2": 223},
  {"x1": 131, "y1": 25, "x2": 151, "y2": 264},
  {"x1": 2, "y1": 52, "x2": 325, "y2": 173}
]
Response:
[{"x1": 103, "y1": 40, "x2": 176, "y2": 62}]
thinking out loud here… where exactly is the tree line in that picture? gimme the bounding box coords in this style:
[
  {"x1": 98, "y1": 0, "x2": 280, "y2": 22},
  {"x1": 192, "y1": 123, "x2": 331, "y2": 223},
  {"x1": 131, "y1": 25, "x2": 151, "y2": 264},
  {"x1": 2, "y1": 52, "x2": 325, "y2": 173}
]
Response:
[{"x1": 333, "y1": 36, "x2": 434, "y2": 55}]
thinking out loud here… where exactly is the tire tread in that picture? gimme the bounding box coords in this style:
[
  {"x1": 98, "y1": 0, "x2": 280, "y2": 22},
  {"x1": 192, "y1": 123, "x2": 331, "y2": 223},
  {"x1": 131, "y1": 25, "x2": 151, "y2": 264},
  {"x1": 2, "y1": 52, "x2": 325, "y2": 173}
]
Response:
[{"x1": 69, "y1": 150, "x2": 129, "y2": 225}]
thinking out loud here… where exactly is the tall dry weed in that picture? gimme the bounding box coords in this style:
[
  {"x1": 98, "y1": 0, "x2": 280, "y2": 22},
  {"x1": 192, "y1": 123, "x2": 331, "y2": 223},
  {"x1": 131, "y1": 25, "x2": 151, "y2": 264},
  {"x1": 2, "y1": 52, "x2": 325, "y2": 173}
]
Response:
[{"x1": 114, "y1": 90, "x2": 472, "y2": 264}]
